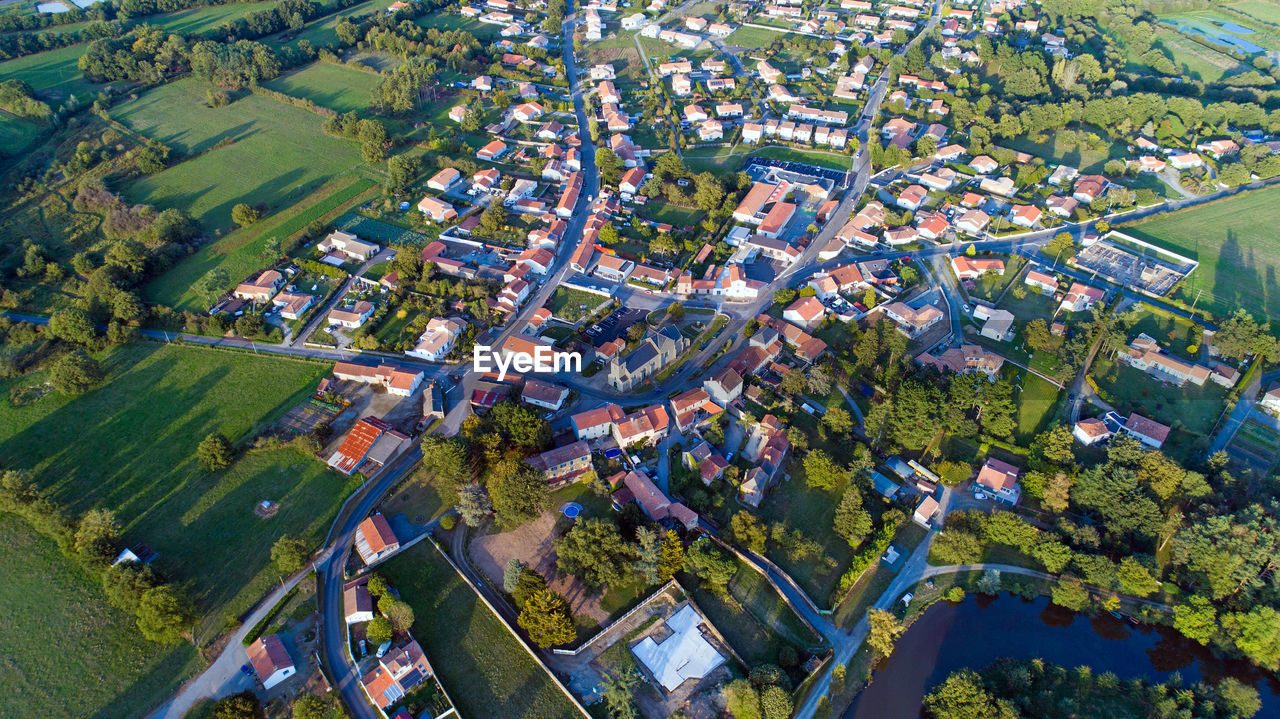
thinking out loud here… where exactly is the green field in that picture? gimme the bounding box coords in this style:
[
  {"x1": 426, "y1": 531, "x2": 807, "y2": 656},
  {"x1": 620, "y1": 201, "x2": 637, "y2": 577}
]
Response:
[
  {"x1": 0, "y1": 515, "x2": 201, "y2": 719},
  {"x1": 146, "y1": 174, "x2": 374, "y2": 310},
  {"x1": 1090, "y1": 357, "x2": 1227, "y2": 459},
  {"x1": 0, "y1": 343, "x2": 348, "y2": 623},
  {"x1": 547, "y1": 286, "x2": 608, "y2": 322},
  {"x1": 757, "y1": 472, "x2": 854, "y2": 604},
  {"x1": 1229, "y1": 0, "x2": 1280, "y2": 23},
  {"x1": 0, "y1": 42, "x2": 104, "y2": 105},
  {"x1": 378, "y1": 541, "x2": 582, "y2": 719},
  {"x1": 114, "y1": 77, "x2": 362, "y2": 232},
  {"x1": 1002, "y1": 129, "x2": 1123, "y2": 174},
  {"x1": 725, "y1": 25, "x2": 787, "y2": 49},
  {"x1": 282, "y1": 0, "x2": 396, "y2": 48},
  {"x1": 1122, "y1": 184, "x2": 1280, "y2": 321},
  {"x1": 143, "y1": 2, "x2": 279, "y2": 36},
  {"x1": 0, "y1": 114, "x2": 47, "y2": 157},
  {"x1": 264, "y1": 61, "x2": 374, "y2": 113},
  {"x1": 1015, "y1": 372, "x2": 1062, "y2": 441},
  {"x1": 750, "y1": 145, "x2": 854, "y2": 172}
]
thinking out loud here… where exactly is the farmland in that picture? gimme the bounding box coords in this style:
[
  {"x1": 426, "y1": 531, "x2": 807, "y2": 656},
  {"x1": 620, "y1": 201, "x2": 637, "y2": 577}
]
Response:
[
  {"x1": 378, "y1": 540, "x2": 582, "y2": 719},
  {"x1": 1121, "y1": 184, "x2": 1280, "y2": 321},
  {"x1": 0, "y1": 343, "x2": 350, "y2": 626},
  {"x1": 0, "y1": 515, "x2": 200, "y2": 719},
  {"x1": 114, "y1": 77, "x2": 363, "y2": 232},
  {"x1": 145, "y1": 175, "x2": 376, "y2": 310},
  {"x1": 264, "y1": 61, "x2": 375, "y2": 113}
]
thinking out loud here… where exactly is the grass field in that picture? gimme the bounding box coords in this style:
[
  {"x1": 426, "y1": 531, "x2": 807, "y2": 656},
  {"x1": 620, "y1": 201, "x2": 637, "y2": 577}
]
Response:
[
  {"x1": 0, "y1": 114, "x2": 47, "y2": 157},
  {"x1": 757, "y1": 472, "x2": 854, "y2": 605},
  {"x1": 1015, "y1": 372, "x2": 1062, "y2": 441},
  {"x1": 1090, "y1": 357, "x2": 1226, "y2": 459},
  {"x1": 749, "y1": 145, "x2": 854, "y2": 172},
  {"x1": 0, "y1": 515, "x2": 201, "y2": 719},
  {"x1": 1121, "y1": 184, "x2": 1280, "y2": 322},
  {"x1": 282, "y1": 0, "x2": 396, "y2": 48},
  {"x1": 378, "y1": 540, "x2": 582, "y2": 719},
  {"x1": 264, "y1": 61, "x2": 375, "y2": 113},
  {"x1": 144, "y1": 2, "x2": 279, "y2": 36},
  {"x1": 1229, "y1": 0, "x2": 1280, "y2": 23},
  {"x1": 1002, "y1": 129, "x2": 1123, "y2": 174},
  {"x1": 114, "y1": 77, "x2": 362, "y2": 232},
  {"x1": 547, "y1": 286, "x2": 608, "y2": 322},
  {"x1": 725, "y1": 25, "x2": 786, "y2": 49},
  {"x1": 686, "y1": 559, "x2": 822, "y2": 665},
  {"x1": 0, "y1": 343, "x2": 350, "y2": 625},
  {"x1": 0, "y1": 43, "x2": 104, "y2": 106},
  {"x1": 145, "y1": 175, "x2": 375, "y2": 309}
]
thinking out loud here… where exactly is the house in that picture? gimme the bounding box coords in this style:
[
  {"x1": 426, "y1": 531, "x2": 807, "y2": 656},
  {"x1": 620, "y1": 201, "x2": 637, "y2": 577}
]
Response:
[
  {"x1": 361, "y1": 639, "x2": 436, "y2": 709},
  {"x1": 344, "y1": 578, "x2": 375, "y2": 624},
  {"x1": 631, "y1": 603, "x2": 726, "y2": 692},
  {"x1": 620, "y1": 167, "x2": 647, "y2": 195},
  {"x1": 975, "y1": 458, "x2": 1020, "y2": 504},
  {"x1": 1124, "y1": 412, "x2": 1171, "y2": 449},
  {"x1": 1010, "y1": 204, "x2": 1041, "y2": 227},
  {"x1": 354, "y1": 513, "x2": 400, "y2": 564},
  {"x1": 328, "y1": 301, "x2": 376, "y2": 329},
  {"x1": 1072, "y1": 174, "x2": 1108, "y2": 203},
  {"x1": 979, "y1": 176, "x2": 1015, "y2": 197},
  {"x1": 950, "y1": 255, "x2": 1005, "y2": 280},
  {"x1": 918, "y1": 343, "x2": 1005, "y2": 378},
  {"x1": 896, "y1": 184, "x2": 928, "y2": 211},
  {"x1": 1117, "y1": 334, "x2": 1214, "y2": 387},
  {"x1": 698, "y1": 119, "x2": 723, "y2": 141},
  {"x1": 913, "y1": 495, "x2": 940, "y2": 527},
  {"x1": 1261, "y1": 383, "x2": 1280, "y2": 415},
  {"x1": 782, "y1": 296, "x2": 826, "y2": 330},
  {"x1": 669, "y1": 388, "x2": 723, "y2": 433},
  {"x1": 570, "y1": 403, "x2": 626, "y2": 439},
  {"x1": 1138, "y1": 155, "x2": 1167, "y2": 173},
  {"x1": 272, "y1": 292, "x2": 314, "y2": 321},
  {"x1": 1196, "y1": 139, "x2": 1239, "y2": 159},
  {"x1": 1024, "y1": 269, "x2": 1057, "y2": 293},
  {"x1": 623, "y1": 469, "x2": 697, "y2": 528},
  {"x1": 233, "y1": 270, "x2": 284, "y2": 302},
  {"x1": 416, "y1": 196, "x2": 457, "y2": 223},
  {"x1": 247, "y1": 635, "x2": 296, "y2": 690},
  {"x1": 521, "y1": 377, "x2": 570, "y2": 410},
  {"x1": 319, "y1": 231, "x2": 380, "y2": 262},
  {"x1": 881, "y1": 301, "x2": 944, "y2": 337},
  {"x1": 477, "y1": 140, "x2": 508, "y2": 161},
  {"x1": 427, "y1": 167, "x2": 462, "y2": 192},
  {"x1": 513, "y1": 101, "x2": 544, "y2": 123},
  {"x1": 969, "y1": 155, "x2": 998, "y2": 173},
  {"x1": 1045, "y1": 195, "x2": 1079, "y2": 218},
  {"x1": 1072, "y1": 417, "x2": 1111, "y2": 446},
  {"x1": 525, "y1": 440, "x2": 592, "y2": 486},
  {"x1": 1059, "y1": 282, "x2": 1105, "y2": 312},
  {"x1": 406, "y1": 317, "x2": 465, "y2": 361},
  {"x1": 702, "y1": 367, "x2": 743, "y2": 405},
  {"x1": 609, "y1": 325, "x2": 688, "y2": 391},
  {"x1": 955, "y1": 209, "x2": 991, "y2": 235},
  {"x1": 332, "y1": 362, "x2": 423, "y2": 397},
  {"x1": 612, "y1": 404, "x2": 671, "y2": 447},
  {"x1": 1169, "y1": 152, "x2": 1203, "y2": 170},
  {"x1": 758, "y1": 202, "x2": 796, "y2": 239}
]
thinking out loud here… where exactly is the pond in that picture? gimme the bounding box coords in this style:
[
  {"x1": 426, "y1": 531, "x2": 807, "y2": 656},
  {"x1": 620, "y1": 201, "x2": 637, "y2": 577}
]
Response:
[{"x1": 845, "y1": 593, "x2": 1280, "y2": 718}]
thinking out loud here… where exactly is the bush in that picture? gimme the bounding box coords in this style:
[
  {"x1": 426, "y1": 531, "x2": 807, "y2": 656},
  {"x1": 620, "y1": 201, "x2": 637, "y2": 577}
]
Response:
[{"x1": 438, "y1": 513, "x2": 457, "y2": 530}]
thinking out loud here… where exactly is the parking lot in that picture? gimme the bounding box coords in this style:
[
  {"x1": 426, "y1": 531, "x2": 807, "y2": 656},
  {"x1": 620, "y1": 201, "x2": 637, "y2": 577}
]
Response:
[
  {"x1": 745, "y1": 156, "x2": 851, "y2": 187},
  {"x1": 583, "y1": 307, "x2": 650, "y2": 344}
]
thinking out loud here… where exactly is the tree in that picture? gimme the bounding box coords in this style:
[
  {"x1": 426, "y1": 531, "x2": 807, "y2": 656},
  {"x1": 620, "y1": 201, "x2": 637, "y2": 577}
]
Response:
[
  {"x1": 386, "y1": 154, "x2": 418, "y2": 193},
  {"x1": 823, "y1": 405, "x2": 853, "y2": 435},
  {"x1": 212, "y1": 692, "x2": 264, "y2": 719},
  {"x1": 195, "y1": 268, "x2": 230, "y2": 308},
  {"x1": 1215, "y1": 677, "x2": 1261, "y2": 719},
  {"x1": 503, "y1": 558, "x2": 526, "y2": 593},
  {"x1": 1115, "y1": 557, "x2": 1158, "y2": 597},
  {"x1": 600, "y1": 670, "x2": 639, "y2": 719},
  {"x1": 867, "y1": 609, "x2": 904, "y2": 658},
  {"x1": 1222, "y1": 606, "x2": 1280, "y2": 669},
  {"x1": 479, "y1": 201, "x2": 509, "y2": 236},
  {"x1": 1024, "y1": 319, "x2": 1052, "y2": 353},
  {"x1": 419, "y1": 435, "x2": 471, "y2": 505},
  {"x1": 806, "y1": 366, "x2": 832, "y2": 396},
  {"x1": 48, "y1": 307, "x2": 97, "y2": 346},
  {"x1": 667, "y1": 302, "x2": 685, "y2": 321},
  {"x1": 759, "y1": 685, "x2": 792, "y2": 719},
  {"x1": 49, "y1": 350, "x2": 102, "y2": 395},
  {"x1": 197, "y1": 432, "x2": 234, "y2": 471},
  {"x1": 833, "y1": 488, "x2": 872, "y2": 548},
  {"x1": 231, "y1": 203, "x2": 261, "y2": 227},
  {"x1": 1173, "y1": 594, "x2": 1218, "y2": 645},
  {"x1": 75, "y1": 508, "x2": 120, "y2": 563},
  {"x1": 724, "y1": 679, "x2": 762, "y2": 719},
  {"x1": 596, "y1": 147, "x2": 623, "y2": 185},
  {"x1": 378, "y1": 594, "x2": 415, "y2": 633},
  {"x1": 780, "y1": 368, "x2": 807, "y2": 396},
  {"x1": 517, "y1": 588, "x2": 576, "y2": 647},
  {"x1": 923, "y1": 669, "x2": 1008, "y2": 719},
  {"x1": 1213, "y1": 309, "x2": 1280, "y2": 362},
  {"x1": 487, "y1": 458, "x2": 546, "y2": 527},
  {"x1": 683, "y1": 538, "x2": 736, "y2": 595},
  {"x1": 634, "y1": 526, "x2": 662, "y2": 584},
  {"x1": 930, "y1": 529, "x2": 981, "y2": 565},
  {"x1": 649, "y1": 233, "x2": 678, "y2": 257},
  {"x1": 556, "y1": 518, "x2": 636, "y2": 589},
  {"x1": 136, "y1": 585, "x2": 194, "y2": 644},
  {"x1": 728, "y1": 511, "x2": 768, "y2": 553},
  {"x1": 291, "y1": 695, "x2": 343, "y2": 719},
  {"x1": 659, "y1": 529, "x2": 684, "y2": 579},
  {"x1": 270, "y1": 535, "x2": 309, "y2": 575},
  {"x1": 803, "y1": 449, "x2": 848, "y2": 491},
  {"x1": 366, "y1": 615, "x2": 393, "y2": 645},
  {"x1": 1049, "y1": 575, "x2": 1089, "y2": 611},
  {"x1": 457, "y1": 482, "x2": 493, "y2": 526}
]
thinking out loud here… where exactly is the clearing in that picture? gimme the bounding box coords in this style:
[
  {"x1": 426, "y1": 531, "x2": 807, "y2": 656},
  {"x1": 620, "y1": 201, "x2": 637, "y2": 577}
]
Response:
[
  {"x1": 264, "y1": 61, "x2": 375, "y2": 113},
  {"x1": 1120, "y1": 184, "x2": 1280, "y2": 322},
  {"x1": 378, "y1": 539, "x2": 583, "y2": 719},
  {"x1": 113, "y1": 77, "x2": 362, "y2": 233}
]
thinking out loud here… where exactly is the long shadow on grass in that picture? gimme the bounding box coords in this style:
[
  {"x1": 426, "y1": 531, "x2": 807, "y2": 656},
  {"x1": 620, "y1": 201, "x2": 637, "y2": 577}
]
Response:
[{"x1": 87, "y1": 642, "x2": 199, "y2": 719}]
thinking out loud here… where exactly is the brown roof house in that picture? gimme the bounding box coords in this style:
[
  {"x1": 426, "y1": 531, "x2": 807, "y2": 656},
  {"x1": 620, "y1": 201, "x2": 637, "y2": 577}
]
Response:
[
  {"x1": 344, "y1": 577, "x2": 375, "y2": 624},
  {"x1": 361, "y1": 638, "x2": 436, "y2": 709},
  {"x1": 247, "y1": 634, "x2": 296, "y2": 690},
  {"x1": 354, "y1": 513, "x2": 400, "y2": 565},
  {"x1": 975, "y1": 458, "x2": 1020, "y2": 504}
]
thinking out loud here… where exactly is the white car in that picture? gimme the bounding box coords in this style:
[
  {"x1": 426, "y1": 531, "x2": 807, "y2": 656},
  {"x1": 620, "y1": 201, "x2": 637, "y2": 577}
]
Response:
[{"x1": 974, "y1": 491, "x2": 987, "y2": 500}]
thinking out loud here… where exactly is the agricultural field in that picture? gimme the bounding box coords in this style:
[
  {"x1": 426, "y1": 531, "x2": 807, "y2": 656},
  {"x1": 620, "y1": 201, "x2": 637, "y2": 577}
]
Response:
[
  {"x1": 1227, "y1": 416, "x2": 1280, "y2": 473},
  {"x1": 264, "y1": 61, "x2": 375, "y2": 112},
  {"x1": 0, "y1": 42, "x2": 104, "y2": 107},
  {"x1": 146, "y1": 175, "x2": 376, "y2": 310},
  {"x1": 0, "y1": 515, "x2": 201, "y2": 719},
  {"x1": 0, "y1": 343, "x2": 350, "y2": 626},
  {"x1": 378, "y1": 540, "x2": 582, "y2": 719},
  {"x1": 1121, "y1": 184, "x2": 1280, "y2": 322},
  {"x1": 114, "y1": 77, "x2": 363, "y2": 232}
]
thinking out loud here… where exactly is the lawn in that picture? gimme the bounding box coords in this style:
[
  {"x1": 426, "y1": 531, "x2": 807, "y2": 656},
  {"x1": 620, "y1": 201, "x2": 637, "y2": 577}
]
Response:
[
  {"x1": 1129, "y1": 304, "x2": 1201, "y2": 360},
  {"x1": 1001, "y1": 128, "x2": 1123, "y2": 174},
  {"x1": 0, "y1": 42, "x2": 105, "y2": 107},
  {"x1": 0, "y1": 343, "x2": 350, "y2": 626},
  {"x1": 725, "y1": 24, "x2": 787, "y2": 49},
  {"x1": 685, "y1": 144, "x2": 747, "y2": 174},
  {"x1": 1089, "y1": 357, "x2": 1227, "y2": 459},
  {"x1": 378, "y1": 540, "x2": 583, "y2": 719},
  {"x1": 547, "y1": 286, "x2": 609, "y2": 322},
  {"x1": 640, "y1": 201, "x2": 705, "y2": 228},
  {"x1": 1121, "y1": 184, "x2": 1280, "y2": 322},
  {"x1": 1015, "y1": 372, "x2": 1062, "y2": 442},
  {"x1": 145, "y1": 174, "x2": 375, "y2": 310},
  {"x1": 280, "y1": 0, "x2": 397, "y2": 48},
  {"x1": 0, "y1": 515, "x2": 201, "y2": 719},
  {"x1": 756, "y1": 471, "x2": 854, "y2": 606},
  {"x1": 114, "y1": 77, "x2": 363, "y2": 233},
  {"x1": 687, "y1": 558, "x2": 822, "y2": 666},
  {"x1": 967, "y1": 255, "x2": 1026, "y2": 302},
  {"x1": 750, "y1": 145, "x2": 854, "y2": 172},
  {"x1": 263, "y1": 61, "x2": 374, "y2": 113}
]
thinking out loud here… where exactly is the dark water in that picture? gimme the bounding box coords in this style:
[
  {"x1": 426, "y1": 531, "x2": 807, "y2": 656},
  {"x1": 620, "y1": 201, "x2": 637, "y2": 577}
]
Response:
[{"x1": 844, "y1": 593, "x2": 1280, "y2": 718}]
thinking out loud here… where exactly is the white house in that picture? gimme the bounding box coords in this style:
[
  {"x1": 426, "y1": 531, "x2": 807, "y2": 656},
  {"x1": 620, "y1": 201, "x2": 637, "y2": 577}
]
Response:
[{"x1": 247, "y1": 635, "x2": 296, "y2": 690}]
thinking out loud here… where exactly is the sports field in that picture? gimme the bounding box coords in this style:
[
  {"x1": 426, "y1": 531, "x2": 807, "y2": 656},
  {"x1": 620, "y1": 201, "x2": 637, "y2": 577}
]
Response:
[
  {"x1": 379, "y1": 541, "x2": 582, "y2": 719},
  {"x1": 1122, "y1": 184, "x2": 1280, "y2": 321},
  {"x1": 264, "y1": 61, "x2": 374, "y2": 112},
  {"x1": 114, "y1": 78, "x2": 362, "y2": 232},
  {"x1": 0, "y1": 515, "x2": 201, "y2": 719},
  {"x1": 0, "y1": 343, "x2": 348, "y2": 623}
]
